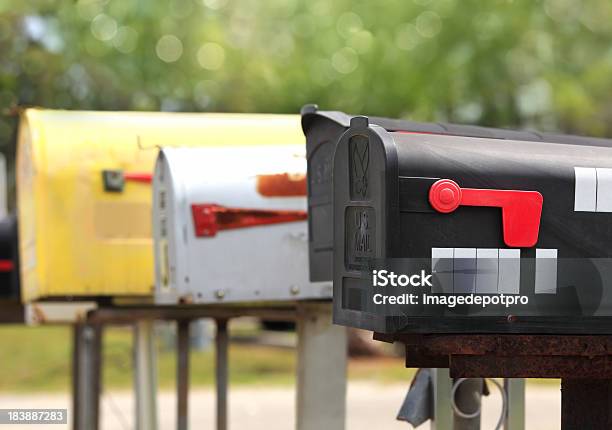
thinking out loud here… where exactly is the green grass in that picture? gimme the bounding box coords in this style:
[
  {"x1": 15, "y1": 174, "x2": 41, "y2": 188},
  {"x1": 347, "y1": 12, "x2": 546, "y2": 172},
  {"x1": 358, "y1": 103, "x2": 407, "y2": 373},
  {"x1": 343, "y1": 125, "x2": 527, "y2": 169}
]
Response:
[
  {"x1": 0, "y1": 325, "x2": 299, "y2": 392},
  {"x1": 0, "y1": 325, "x2": 72, "y2": 392},
  {"x1": 0, "y1": 325, "x2": 559, "y2": 393}
]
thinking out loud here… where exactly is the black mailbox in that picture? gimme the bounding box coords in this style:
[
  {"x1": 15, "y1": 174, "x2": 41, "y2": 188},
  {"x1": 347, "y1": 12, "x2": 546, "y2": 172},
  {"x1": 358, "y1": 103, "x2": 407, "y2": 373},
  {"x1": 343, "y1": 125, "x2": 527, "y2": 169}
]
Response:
[
  {"x1": 331, "y1": 115, "x2": 612, "y2": 334},
  {"x1": 0, "y1": 214, "x2": 19, "y2": 301},
  {"x1": 301, "y1": 104, "x2": 612, "y2": 284},
  {"x1": 302, "y1": 104, "x2": 578, "y2": 283}
]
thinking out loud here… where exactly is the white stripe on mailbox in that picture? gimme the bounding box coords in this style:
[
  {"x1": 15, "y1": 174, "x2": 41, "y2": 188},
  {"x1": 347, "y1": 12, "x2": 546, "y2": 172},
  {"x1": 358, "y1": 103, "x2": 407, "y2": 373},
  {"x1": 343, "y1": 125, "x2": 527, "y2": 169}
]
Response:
[
  {"x1": 453, "y1": 248, "x2": 477, "y2": 294},
  {"x1": 535, "y1": 248, "x2": 558, "y2": 294},
  {"x1": 431, "y1": 248, "x2": 454, "y2": 294},
  {"x1": 475, "y1": 248, "x2": 498, "y2": 294},
  {"x1": 596, "y1": 168, "x2": 612, "y2": 212},
  {"x1": 574, "y1": 166, "x2": 612, "y2": 213},
  {"x1": 574, "y1": 167, "x2": 597, "y2": 212},
  {"x1": 498, "y1": 249, "x2": 521, "y2": 295}
]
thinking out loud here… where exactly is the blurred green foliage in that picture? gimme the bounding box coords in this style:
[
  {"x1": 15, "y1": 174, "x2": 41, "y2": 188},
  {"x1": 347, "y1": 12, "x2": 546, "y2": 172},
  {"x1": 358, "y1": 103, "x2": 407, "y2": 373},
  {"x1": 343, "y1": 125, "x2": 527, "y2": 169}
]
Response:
[{"x1": 1, "y1": 0, "x2": 612, "y2": 150}]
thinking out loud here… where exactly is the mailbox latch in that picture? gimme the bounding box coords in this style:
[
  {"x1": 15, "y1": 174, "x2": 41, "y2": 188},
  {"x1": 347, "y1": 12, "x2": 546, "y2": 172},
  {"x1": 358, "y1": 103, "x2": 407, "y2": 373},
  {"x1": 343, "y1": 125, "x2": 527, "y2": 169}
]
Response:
[{"x1": 102, "y1": 170, "x2": 153, "y2": 192}]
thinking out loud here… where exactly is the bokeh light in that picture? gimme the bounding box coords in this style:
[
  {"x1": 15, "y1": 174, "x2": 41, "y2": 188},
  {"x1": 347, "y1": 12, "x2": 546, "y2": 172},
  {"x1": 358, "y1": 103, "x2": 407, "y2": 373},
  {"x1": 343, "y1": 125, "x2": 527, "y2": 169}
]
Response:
[
  {"x1": 196, "y1": 42, "x2": 225, "y2": 70},
  {"x1": 91, "y1": 14, "x2": 117, "y2": 41},
  {"x1": 156, "y1": 34, "x2": 183, "y2": 63}
]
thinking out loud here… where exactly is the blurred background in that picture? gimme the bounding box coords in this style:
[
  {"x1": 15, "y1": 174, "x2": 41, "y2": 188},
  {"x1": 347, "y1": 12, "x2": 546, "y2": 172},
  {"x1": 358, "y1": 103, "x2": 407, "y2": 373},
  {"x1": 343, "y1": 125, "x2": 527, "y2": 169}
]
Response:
[
  {"x1": 0, "y1": 0, "x2": 604, "y2": 427},
  {"x1": 2, "y1": 0, "x2": 612, "y2": 142}
]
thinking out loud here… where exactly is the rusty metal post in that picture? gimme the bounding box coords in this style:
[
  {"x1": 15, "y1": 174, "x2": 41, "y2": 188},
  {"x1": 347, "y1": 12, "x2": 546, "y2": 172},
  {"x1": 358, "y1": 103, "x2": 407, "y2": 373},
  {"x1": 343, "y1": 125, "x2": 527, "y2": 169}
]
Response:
[
  {"x1": 561, "y1": 378, "x2": 612, "y2": 429},
  {"x1": 452, "y1": 378, "x2": 482, "y2": 430},
  {"x1": 177, "y1": 320, "x2": 191, "y2": 430},
  {"x1": 215, "y1": 319, "x2": 229, "y2": 430},
  {"x1": 72, "y1": 323, "x2": 102, "y2": 430}
]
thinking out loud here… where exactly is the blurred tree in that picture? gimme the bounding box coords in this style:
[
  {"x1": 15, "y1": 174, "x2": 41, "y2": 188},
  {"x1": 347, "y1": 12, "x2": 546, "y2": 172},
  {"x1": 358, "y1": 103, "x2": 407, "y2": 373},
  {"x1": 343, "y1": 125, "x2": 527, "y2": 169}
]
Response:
[{"x1": 2, "y1": 0, "x2": 612, "y2": 153}]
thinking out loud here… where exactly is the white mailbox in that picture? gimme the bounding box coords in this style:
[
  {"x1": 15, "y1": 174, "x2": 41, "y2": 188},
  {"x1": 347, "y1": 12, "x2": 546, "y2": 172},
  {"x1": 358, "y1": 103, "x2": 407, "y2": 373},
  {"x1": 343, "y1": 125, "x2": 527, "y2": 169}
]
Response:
[{"x1": 153, "y1": 146, "x2": 332, "y2": 304}]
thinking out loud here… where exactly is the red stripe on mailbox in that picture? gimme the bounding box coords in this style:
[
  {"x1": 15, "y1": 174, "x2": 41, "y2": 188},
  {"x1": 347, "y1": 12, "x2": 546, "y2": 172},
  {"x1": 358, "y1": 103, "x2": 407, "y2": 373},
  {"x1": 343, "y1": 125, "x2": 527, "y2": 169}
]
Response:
[{"x1": 191, "y1": 204, "x2": 307, "y2": 238}]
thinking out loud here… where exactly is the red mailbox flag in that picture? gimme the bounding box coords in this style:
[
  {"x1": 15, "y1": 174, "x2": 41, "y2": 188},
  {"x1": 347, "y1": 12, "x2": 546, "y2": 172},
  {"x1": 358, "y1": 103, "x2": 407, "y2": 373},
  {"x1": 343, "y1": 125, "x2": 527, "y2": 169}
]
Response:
[
  {"x1": 429, "y1": 179, "x2": 543, "y2": 248},
  {"x1": 191, "y1": 204, "x2": 307, "y2": 238}
]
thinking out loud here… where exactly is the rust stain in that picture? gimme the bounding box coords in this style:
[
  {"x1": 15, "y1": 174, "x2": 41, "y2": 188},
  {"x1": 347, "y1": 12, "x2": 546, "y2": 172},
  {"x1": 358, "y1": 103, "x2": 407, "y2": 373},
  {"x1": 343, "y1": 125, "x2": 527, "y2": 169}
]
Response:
[
  {"x1": 257, "y1": 173, "x2": 307, "y2": 197},
  {"x1": 32, "y1": 305, "x2": 46, "y2": 324},
  {"x1": 388, "y1": 333, "x2": 612, "y2": 378}
]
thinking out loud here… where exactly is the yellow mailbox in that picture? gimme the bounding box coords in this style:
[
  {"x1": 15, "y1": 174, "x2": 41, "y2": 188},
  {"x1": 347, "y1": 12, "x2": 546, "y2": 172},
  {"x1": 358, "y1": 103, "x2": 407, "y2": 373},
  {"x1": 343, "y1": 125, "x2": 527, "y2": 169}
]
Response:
[{"x1": 17, "y1": 109, "x2": 302, "y2": 302}]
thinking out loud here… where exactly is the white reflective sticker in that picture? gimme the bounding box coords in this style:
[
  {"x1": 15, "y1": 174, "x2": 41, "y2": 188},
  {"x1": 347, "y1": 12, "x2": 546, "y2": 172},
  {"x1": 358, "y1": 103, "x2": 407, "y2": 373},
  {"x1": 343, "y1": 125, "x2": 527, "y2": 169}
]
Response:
[
  {"x1": 453, "y1": 248, "x2": 476, "y2": 294},
  {"x1": 535, "y1": 249, "x2": 557, "y2": 294},
  {"x1": 574, "y1": 167, "x2": 597, "y2": 212},
  {"x1": 432, "y1": 248, "x2": 453, "y2": 294},
  {"x1": 476, "y1": 248, "x2": 498, "y2": 294},
  {"x1": 498, "y1": 249, "x2": 521, "y2": 295},
  {"x1": 596, "y1": 168, "x2": 612, "y2": 212}
]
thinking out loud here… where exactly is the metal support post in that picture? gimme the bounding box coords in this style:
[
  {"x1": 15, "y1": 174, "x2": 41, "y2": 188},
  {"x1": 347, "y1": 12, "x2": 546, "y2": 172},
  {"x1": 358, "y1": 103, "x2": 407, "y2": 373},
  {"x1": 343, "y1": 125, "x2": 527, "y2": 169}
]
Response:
[
  {"x1": 177, "y1": 320, "x2": 191, "y2": 430},
  {"x1": 134, "y1": 319, "x2": 158, "y2": 430},
  {"x1": 431, "y1": 368, "x2": 453, "y2": 430},
  {"x1": 72, "y1": 323, "x2": 102, "y2": 430},
  {"x1": 504, "y1": 379, "x2": 525, "y2": 430},
  {"x1": 215, "y1": 318, "x2": 229, "y2": 430},
  {"x1": 296, "y1": 302, "x2": 347, "y2": 430}
]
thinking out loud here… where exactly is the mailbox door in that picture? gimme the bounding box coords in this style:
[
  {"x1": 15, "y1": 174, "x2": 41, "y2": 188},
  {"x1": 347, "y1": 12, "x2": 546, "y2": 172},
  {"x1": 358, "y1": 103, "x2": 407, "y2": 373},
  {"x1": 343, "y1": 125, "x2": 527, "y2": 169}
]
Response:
[{"x1": 332, "y1": 119, "x2": 400, "y2": 332}]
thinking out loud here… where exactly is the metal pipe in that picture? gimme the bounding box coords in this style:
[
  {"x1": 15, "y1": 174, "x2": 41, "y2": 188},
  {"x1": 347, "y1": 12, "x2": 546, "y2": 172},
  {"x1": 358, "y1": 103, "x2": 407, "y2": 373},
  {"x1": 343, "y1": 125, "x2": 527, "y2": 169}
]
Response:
[
  {"x1": 215, "y1": 319, "x2": 229, "y2": 430},
  {"x1": 504, "y1": 379, "x2": 525, "y2": 430},
  {"x1": 134, "y1": 320, "x2": 158, "y2": 430},
  {"x1": 177, "y1": 320, "x2": 191, "y2": 430},
  {"x1": 295, "y1": 302, "x2": 347, "y2": 430},
  {"x1": 431, "y1": 368, "x2": 453, "y2": 430},
  {"x1": 72, "y1": 324, "x2": 102, "y2": 430},
  {"x1": 72, "y1": 324, "x2": 82, "y2": 430}
]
